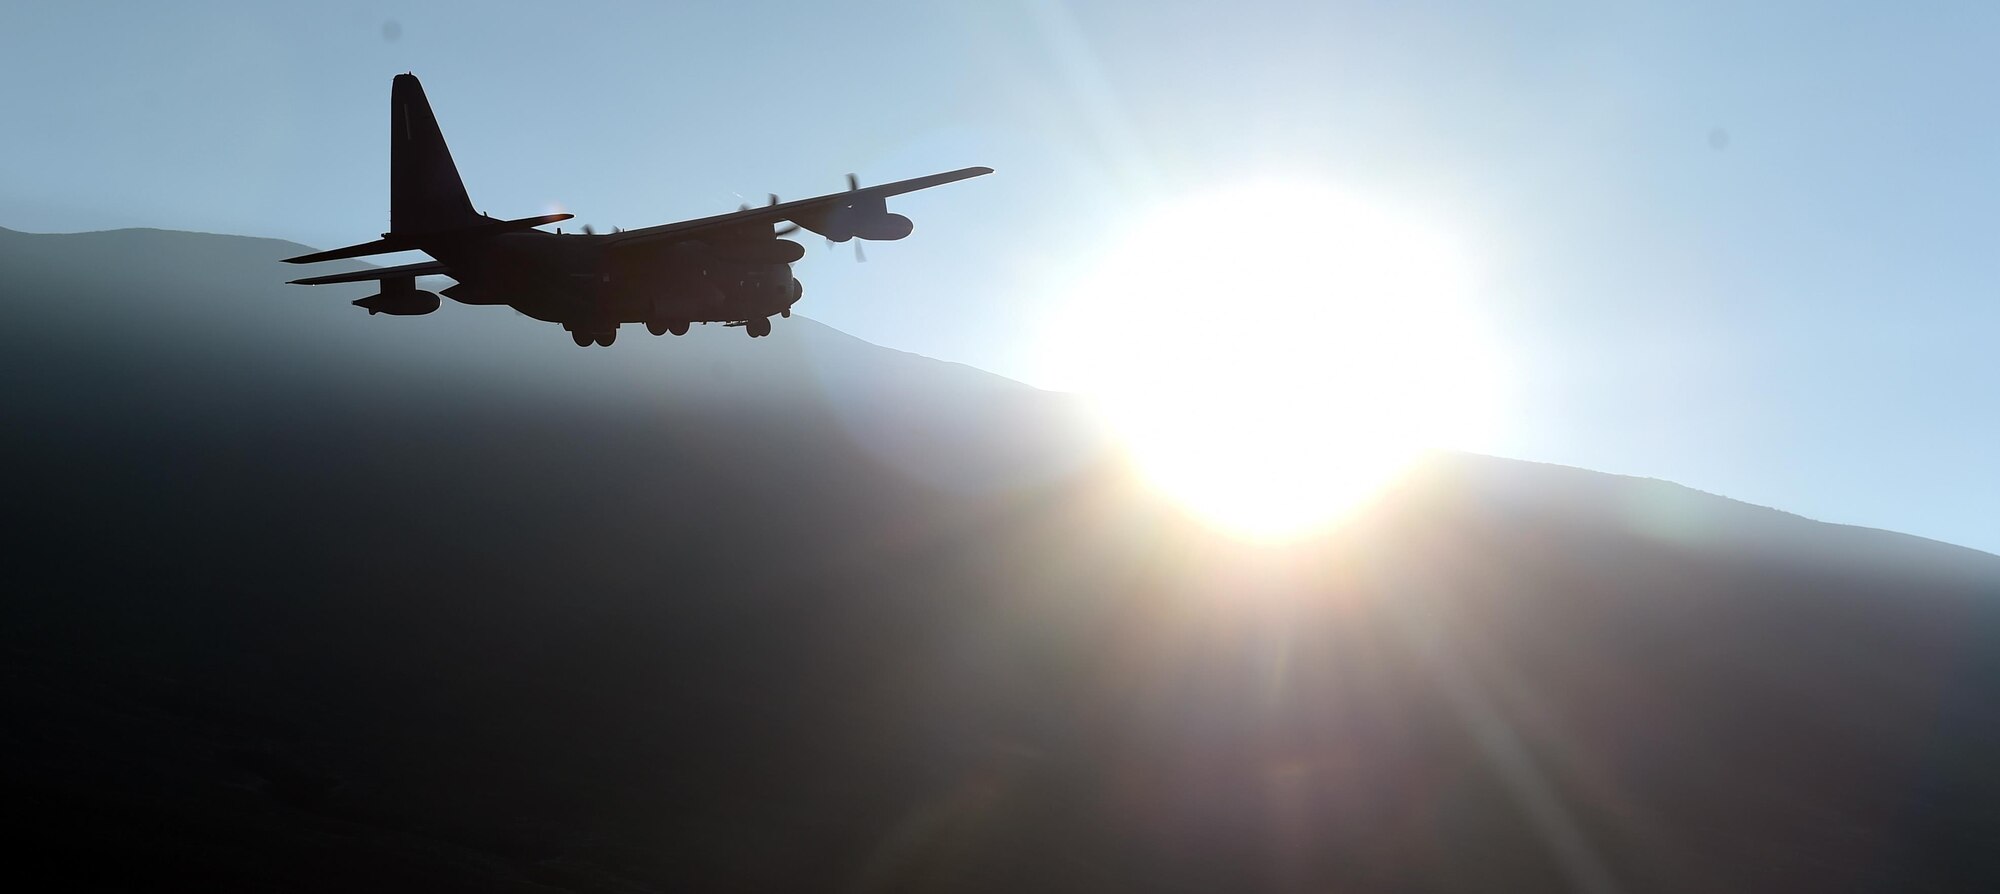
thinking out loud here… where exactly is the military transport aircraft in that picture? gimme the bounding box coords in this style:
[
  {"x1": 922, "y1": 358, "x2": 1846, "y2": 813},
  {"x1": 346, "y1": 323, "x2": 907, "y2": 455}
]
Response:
[{"x1": 284, "y1": 74, "x2": 990, "y2": 346}]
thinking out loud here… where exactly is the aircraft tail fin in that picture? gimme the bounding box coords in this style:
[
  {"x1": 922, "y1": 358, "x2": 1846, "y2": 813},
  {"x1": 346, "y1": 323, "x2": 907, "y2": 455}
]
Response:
[{"x1": 391, "y1": 74, "x2": 482, "y2": 235}]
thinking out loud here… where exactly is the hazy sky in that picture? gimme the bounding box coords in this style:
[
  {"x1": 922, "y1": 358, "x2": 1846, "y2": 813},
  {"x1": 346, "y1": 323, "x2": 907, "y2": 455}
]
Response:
[{"x1": 4, "y1": 1, "x2": 1997, "y2": 553}]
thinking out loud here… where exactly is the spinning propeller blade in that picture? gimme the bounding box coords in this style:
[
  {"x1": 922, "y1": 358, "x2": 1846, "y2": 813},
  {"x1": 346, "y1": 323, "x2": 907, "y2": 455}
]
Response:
[
  {"x1": 847, "y1": 175, "x2": 866, "y2": 260},
  {"x1": 768, "y1": 193, "x2": 800, "y2": 235}
]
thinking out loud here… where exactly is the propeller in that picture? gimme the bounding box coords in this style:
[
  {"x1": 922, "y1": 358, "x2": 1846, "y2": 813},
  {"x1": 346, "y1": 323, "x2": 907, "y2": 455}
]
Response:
[
  {"x1": 824, "y1": 236, "x2": 867, "y2": 261},
  {"x1": 829, "y1": 174, "x2": 864, "y2": 262},
  {"x1": 770, "y1": 194, "x2": 800, "y2": 236},
  {"x1": 741, "y1": 193, "x2": 801, "y2": 237},
  {"x1": 581, "y1": 224, "x2": 595, "y2": 235}
]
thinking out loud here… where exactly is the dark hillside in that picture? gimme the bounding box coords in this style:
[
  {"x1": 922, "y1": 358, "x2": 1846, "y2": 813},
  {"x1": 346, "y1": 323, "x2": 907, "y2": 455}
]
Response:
[{"x1": 3, "y1": 226, "x2": 1997, "y2": 892}]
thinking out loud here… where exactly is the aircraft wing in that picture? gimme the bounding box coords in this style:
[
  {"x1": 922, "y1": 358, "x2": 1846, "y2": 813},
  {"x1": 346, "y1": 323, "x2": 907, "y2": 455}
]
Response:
[
  {"x1": 288, "y1": 260, "x2": 454, "y2": 286},
  {"x1": 603, "y1": 166, "x2": 993, "y2": 249}
]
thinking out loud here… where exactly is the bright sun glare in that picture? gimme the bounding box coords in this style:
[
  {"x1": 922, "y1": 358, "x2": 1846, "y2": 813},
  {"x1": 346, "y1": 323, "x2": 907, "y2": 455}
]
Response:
[{"x1": 1047, "y1": 180, "x2": 1509, "y2": 541}]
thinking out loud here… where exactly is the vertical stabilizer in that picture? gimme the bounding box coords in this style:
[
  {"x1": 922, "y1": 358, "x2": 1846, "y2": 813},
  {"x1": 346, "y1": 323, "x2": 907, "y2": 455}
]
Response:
[{"x1": 391, "y1": 74, "x2": 481, "y2": 235}]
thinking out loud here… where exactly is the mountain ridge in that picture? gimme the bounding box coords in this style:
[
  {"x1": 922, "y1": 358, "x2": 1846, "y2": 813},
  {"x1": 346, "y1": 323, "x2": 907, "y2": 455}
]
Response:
[{"x1": 4, "y1": 223, "x2": 1986, "y2": 562}]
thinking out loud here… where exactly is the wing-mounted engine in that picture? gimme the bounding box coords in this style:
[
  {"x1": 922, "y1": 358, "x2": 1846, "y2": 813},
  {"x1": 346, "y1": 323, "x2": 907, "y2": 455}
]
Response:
[
  {"x1": 708, "y1": 237, "x2": 807, "y2": 265},
  {"x1": 662, "y1": 201, "x2": 807, "y2": 277},
  {"x1": 353, "y1": 275, "x2": 441, "y2": 316},
  {"x1": 708, "y1": 194, "x2": 810, "y2": 263},
  {"x1": 790, "y1": 174, "x2": 915, "y2": 243}
]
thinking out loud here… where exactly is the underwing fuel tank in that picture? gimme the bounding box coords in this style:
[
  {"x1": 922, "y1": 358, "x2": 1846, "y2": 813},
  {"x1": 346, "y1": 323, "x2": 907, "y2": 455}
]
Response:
[{"x1": 354, "y1": 276, "x2": 441, "y2": 316}]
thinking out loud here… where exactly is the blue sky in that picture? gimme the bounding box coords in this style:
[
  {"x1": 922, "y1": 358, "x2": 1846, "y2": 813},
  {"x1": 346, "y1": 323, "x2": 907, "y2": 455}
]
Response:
[{"x1": 4, "y1": 1, "x2": 1997, "y2": 553}]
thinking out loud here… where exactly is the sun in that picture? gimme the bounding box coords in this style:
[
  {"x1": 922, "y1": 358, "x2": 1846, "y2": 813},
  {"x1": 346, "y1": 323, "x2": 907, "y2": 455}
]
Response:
[{"x1": 1042, "y1": 180, "x2": 1509, "y2": 541}]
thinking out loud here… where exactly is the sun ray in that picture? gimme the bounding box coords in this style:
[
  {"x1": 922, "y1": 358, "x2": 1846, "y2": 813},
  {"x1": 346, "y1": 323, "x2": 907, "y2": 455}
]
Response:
[{"x1": 1044, "y1": 180, "x2": 1509, "y2": 541}]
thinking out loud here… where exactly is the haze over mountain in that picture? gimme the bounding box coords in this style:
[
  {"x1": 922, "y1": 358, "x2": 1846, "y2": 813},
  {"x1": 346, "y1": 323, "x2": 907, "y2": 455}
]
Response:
[{"x1": 4, "y1": 225, "x2": 1998, "y2": 892}]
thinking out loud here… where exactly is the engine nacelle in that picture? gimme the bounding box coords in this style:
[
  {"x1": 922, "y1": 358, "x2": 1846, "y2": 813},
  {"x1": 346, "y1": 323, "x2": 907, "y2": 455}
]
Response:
[
  {"x1": 711, "y1": 238, "x2": 805, "y2": 265},
  {"x1": 849, "y1": 213, "x2": 913, "y2": 242},
  {"x1": 353, "y1": 276, "x2": 440, "y2": 315},
  {"x1": 798, "y1": 197, "x2": 913, "y2": 243}
]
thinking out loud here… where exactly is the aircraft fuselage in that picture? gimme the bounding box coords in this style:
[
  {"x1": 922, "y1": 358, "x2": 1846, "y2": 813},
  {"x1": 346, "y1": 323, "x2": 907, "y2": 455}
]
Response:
[
  {"x1": 425, "y1": 231, "x2": 802, "y2": 331},
  {"x1": 283, "y1": 74, "x2": 986, "y2": 346}
]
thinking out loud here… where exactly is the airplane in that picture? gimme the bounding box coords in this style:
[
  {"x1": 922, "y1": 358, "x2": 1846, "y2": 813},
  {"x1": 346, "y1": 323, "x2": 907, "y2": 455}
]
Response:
[{"x1": 284, "y1": 74, "x2": 990, "y2": 346}]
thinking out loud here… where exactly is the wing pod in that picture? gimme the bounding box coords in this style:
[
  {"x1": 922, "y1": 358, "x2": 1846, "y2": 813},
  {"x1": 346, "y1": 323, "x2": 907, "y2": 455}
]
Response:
[
  {"x1": 850, "y1": 213, "x2": 913, "y2": 242},
  {"x1": 354, "y1": 276, "x2": 441, "y2": 315},
  {"x1": 793, "y1": 200, "x2": 913, "y2": 243},
  {"x1": 710, "y1": 238, "x2": 807, "y2": 264}
]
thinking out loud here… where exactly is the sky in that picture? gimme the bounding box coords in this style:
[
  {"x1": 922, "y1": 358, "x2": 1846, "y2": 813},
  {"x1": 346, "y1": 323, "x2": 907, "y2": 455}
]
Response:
[{"x1": 3, "y1": 0, "x2": 1998, "y2": 553}]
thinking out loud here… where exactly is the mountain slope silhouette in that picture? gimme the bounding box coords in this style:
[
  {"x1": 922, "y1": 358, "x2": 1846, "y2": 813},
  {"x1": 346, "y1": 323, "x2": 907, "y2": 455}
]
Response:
[{"x1": 3, "y1": 225, "x2": 1997, "y2": 892}]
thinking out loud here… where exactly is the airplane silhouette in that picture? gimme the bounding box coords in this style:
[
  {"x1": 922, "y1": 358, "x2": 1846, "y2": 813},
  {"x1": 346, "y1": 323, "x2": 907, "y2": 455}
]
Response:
[{"x1": 284, "y1": 74, "x2": 990, "y2": 346}]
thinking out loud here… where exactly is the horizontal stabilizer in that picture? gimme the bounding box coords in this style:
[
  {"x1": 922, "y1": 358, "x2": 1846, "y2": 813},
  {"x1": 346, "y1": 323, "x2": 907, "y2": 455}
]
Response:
[
  {"x1": 283, "y1": 237, "x2": 411, "y2": 266},
  {"x1": 282, "y1": 213, "x2": 573, "y2": 264},
  {"x1": 288, "y1": 260, "x2": 453, "y2": 286}
]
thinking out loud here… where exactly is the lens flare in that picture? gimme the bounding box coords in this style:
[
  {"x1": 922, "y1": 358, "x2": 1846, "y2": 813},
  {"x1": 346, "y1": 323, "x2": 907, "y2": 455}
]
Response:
[{"x1": 1043, "y1": 180, "x2": 1508, "y2": 540}]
